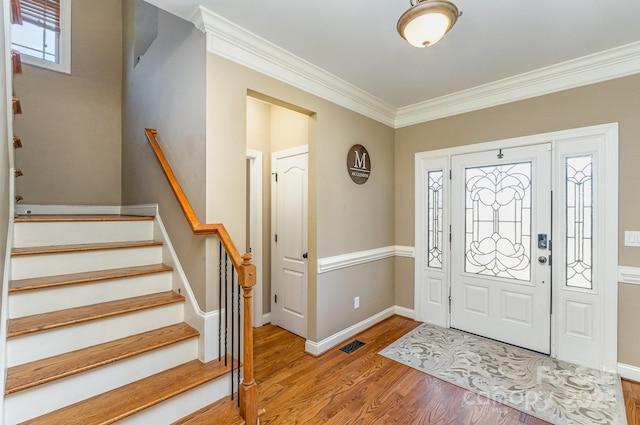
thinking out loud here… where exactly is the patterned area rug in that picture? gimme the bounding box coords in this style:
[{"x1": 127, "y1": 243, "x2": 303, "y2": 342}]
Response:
[{"x1": 379, "y1": 323, "x2": 627, "y2": 425}]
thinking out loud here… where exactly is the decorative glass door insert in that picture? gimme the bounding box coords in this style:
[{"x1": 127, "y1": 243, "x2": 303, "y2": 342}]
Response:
[{"x1": 464, "y1": 162, "x2": 532, "y2": 281}]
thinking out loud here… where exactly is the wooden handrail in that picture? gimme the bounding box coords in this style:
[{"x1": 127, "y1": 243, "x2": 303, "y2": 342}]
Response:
[
  {"x1": 144, "y1": 128, "x2": 244, "y2": 268},
  {"x1": 144, "y1": 128, "x2": 259, "y2": 424}
]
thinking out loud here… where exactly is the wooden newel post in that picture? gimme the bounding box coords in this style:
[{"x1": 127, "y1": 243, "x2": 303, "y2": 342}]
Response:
[{"x1": 239, "y1": 253, "x2": 259, "y2": 424}]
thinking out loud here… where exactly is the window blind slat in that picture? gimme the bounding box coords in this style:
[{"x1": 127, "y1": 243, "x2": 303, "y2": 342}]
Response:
[{"x1": 20, "y1": 0, "x2": 60, "y2": 32}]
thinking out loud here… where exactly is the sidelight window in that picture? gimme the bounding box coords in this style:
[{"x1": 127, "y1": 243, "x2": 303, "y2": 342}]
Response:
[
  {"x1": 427, "y1": 170, "x2": 444, "y2": 268},
  {"x1": 565, "y1": 155, "x2": 593, "y2": 289}
]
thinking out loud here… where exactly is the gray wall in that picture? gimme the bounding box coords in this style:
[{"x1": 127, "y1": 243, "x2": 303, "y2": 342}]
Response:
[
  {"x1": 13, "y1": 0, "x2": 122, "y2": 205},
  {"x1": 394, "y1": 74, "x2": 640, "y2": 367},
  {"x1": 1, "y1": 0, "x2": 12, "y2": 318},
  {"x1": 205, "y1": 53, "x2": 396, "y2": 342},
  {"x1": 121, "y1": 4, "x2": 209, "y2": 308}
]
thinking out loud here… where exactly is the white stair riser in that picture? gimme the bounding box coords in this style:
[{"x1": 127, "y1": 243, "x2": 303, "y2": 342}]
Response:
[
  {"x1": 13, "y1": 221, "x2": 154, "y2": 248},
  {"x1": 118, "y1": 373, "x2": 233, "y2": 425},
  {"x1": 9, "y1": 273, "x2": 173, "y2": 318},
  {"x1": 7, "y1": 303, "x2": 184, "y2": 367},
  {"x1": 4, "y1": 339, "x2": 198, "y2": 425},
  {"x1": 11, "y1": 246, "x2": 163, "y2": 280}
]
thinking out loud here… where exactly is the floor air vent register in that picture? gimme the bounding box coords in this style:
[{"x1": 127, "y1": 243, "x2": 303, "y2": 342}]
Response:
[{"x1": 339, "y1": 340, "x2": 365, "y2": 354}]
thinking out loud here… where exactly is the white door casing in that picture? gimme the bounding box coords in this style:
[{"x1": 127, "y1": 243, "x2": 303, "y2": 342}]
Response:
[
  {"x1": 246, "y1": 150, "x2": 263, "y2": 327},
  {"x1": 414, "y1": 123, "x2": 618, "y2": 371},
  {"x1": 271, "y1": 146, "x2": 309, "y2": 338},
  {"x1": 450, "y1": 144, "x2": 552, "y2": 354}
]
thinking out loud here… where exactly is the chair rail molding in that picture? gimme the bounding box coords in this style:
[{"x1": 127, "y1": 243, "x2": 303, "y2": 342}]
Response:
[
  {"x1": 619, "y1": 266, "x2": 640, "y2": 285},
  {"x1": 317, "y1": 245, "x2": 415, "y2": 274}
]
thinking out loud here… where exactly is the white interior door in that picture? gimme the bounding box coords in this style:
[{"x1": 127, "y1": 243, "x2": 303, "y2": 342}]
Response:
[
  {"x1": 450, "y1": 144, "x2": 551, "y2": 353},
  {"x1": 272, "y1": 148, "x2": 308, "y2": 338}
]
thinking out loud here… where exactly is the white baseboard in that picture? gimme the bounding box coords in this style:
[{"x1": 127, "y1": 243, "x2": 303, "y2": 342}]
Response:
[
  {"x1": 121, "y1": 204, "x2": 158, "y2": 217},
  {"x1": 15, "y1": 204, "x2": 123, "y2": 215},
  {"x1": 14, "y1": 204, "x2": 158, "y2": 217},
  {"x1": 619, "y1": 363, "x2": 640, "y2": 382},
  {"x1": 305, "y1": 306, "x2": 396, "y2": 356},
  {"x1": 261, "y1": 312, "x2": 271, "y2": 325},
  {"x1": 394, "y1": 306, "x2": 415, "y2": 319}
]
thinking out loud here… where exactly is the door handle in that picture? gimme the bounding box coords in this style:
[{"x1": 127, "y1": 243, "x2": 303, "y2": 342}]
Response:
[
  {"x1": 538, "y1": 256, "x2": 548, "y2": 264},
  {"x1": 302, "y1": 252, "x2": 308, "y2": 259}
]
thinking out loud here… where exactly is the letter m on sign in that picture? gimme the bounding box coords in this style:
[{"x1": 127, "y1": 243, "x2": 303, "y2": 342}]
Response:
[{"x1": 354, "y1": 151, "x2": 368, "y2": 170}]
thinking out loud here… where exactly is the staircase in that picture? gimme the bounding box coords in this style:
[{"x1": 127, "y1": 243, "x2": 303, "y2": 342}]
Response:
[{"x1": 3, "y1": 214, "x2": 234, "y2": 424}]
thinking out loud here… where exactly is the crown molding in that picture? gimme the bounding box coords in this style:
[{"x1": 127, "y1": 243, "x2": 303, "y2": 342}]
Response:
[
  {"x1": 395, "y1": 41, "x2": 640, "y2": 128},
  {"x1": 191, "y1": 6, "x2": 397, "y2": 127},
  {"x1": 189, "y1": 7, "x2": 640, "y2": 130}
]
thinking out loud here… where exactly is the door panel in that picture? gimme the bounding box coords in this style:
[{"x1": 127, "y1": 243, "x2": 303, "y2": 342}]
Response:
[
  {"x1": 451, "y1": 144, "x2": 551, "y2": 353},
  {"x1": 273, "y1": 151, "x2": 308, "y2": 338}
]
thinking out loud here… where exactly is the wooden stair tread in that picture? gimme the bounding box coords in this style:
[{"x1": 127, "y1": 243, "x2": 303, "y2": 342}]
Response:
[
  {"x1": 6, "y1": 323, "x2": 199, "y2": 395},
  {"x1": 12, "y1": 96, "x2": 21, "y2": 114},
  {"x1": 12, "y1": 49, "x2": 22, "y2": 74},
  {"x1": 172, "y1": 399, "x2": 246, "y2": 425},
  {"x1": 10, "y1": 263, "x2": 173, "y2": 293},
  {"x1": 14, "y1": 214, "x2": 155, "y2": 223},
  {"x1": 10, "y1": 0, "x2": 22, "y2": 25},
  {"x1": 8, "y1": 291, "x2": 185, "y2": 338},
  {"x1": 12, "y1": 240, "x2": 162, "y2": 257},
  {"x1": 20, "y1": 357, "x2": 233, "y2": 425}
]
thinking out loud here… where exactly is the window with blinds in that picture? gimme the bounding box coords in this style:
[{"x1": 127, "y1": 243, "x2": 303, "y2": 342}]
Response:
[{"x1": 10, "y1": 0, "x2": 70, "y2": 73}]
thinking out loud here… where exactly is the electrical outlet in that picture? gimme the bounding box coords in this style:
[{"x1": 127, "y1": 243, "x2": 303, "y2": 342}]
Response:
[{"x1": 354, "y1": 296, "x2": 360, "y2": 309}]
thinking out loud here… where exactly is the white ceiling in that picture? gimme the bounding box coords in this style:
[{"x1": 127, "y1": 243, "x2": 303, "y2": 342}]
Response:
[{"x1": 147, "y1": 0, "x2": 640, "y2": 111}]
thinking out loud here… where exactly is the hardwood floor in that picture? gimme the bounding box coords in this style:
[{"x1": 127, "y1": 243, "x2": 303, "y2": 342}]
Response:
[
  {"x1": 623, "y1": 379, "x2": 640, "y2": 425},
  {"x1": 180, "y1": 315, "x2": 640, "y2": 424},
  {"x1": 182, "y1": 316, "x2": 541, "y2": 424}
]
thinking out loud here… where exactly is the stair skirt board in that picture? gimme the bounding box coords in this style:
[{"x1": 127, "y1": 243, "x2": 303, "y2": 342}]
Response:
[
  {"x1": 13, "y1": 220, "x2": 155, "y2": 247},
  {"x1": 117, "y1": 375, "x2": 233, "y2": 425},
  {"x1": 4, "y1": 340, "x2": 199, "y2": 424},
  {"x1": 9, "y1": 272, "x2": 173, "y2": 318},
  {"x1": 11, "y1": 245, "x2": 163, "y2": 280},
  {"x1": 7, "y1": 303, "x2": 184, "y2": 366}
]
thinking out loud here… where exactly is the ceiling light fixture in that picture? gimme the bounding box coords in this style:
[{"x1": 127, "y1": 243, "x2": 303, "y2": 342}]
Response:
[{"x1": 397, "y1": 0, "x2": 461, "y2": 48}]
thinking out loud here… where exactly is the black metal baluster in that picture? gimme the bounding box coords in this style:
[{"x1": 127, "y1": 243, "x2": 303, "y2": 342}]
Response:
[
  {"x1": 231, "y1": 262, "x2": 235, "y2": 400},
  {"x1": 237, "y1": 267, "x2": 241, "y2": 407},
  {"x1": 224, "y1": 252, "x2": 228, "y2": 367},
  {"x1": 218, "y1": 242, "x2": 222, "y2": 362}
]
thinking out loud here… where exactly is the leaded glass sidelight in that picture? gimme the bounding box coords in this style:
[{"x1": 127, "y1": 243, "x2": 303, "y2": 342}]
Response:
[
  {"x1": 566, "y1": 155, "x2": 593, "y2": 289},
  {"x1": 427, "y1": 171, "x2": 444, "y2": 268},
  {"x1": 464, "y1": 162, "x2": 532, "y2": 280}
]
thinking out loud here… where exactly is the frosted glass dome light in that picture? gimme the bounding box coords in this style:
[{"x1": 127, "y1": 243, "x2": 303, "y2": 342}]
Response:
[{"x1": 397, "y1": 0, "x2": 461, "y2": 47}]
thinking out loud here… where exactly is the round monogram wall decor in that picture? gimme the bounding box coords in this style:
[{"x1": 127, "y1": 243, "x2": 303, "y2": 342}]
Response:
[{"x1": 347, "y1": 144, "x2": 371, "y2": 184}]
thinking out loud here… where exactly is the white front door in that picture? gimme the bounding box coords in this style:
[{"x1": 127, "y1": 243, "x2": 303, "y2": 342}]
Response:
[
  {"x1": 450, "y1": 144, "x2": 551, "y2": 353},
  {"x1": 272, "y1": 148, "x2": 308, "y2": 338}
]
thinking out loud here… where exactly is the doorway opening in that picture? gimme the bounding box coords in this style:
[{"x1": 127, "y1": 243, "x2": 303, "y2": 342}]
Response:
[{"x1": 246, "y1": 93, "x2": 313, "y2": 338}]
